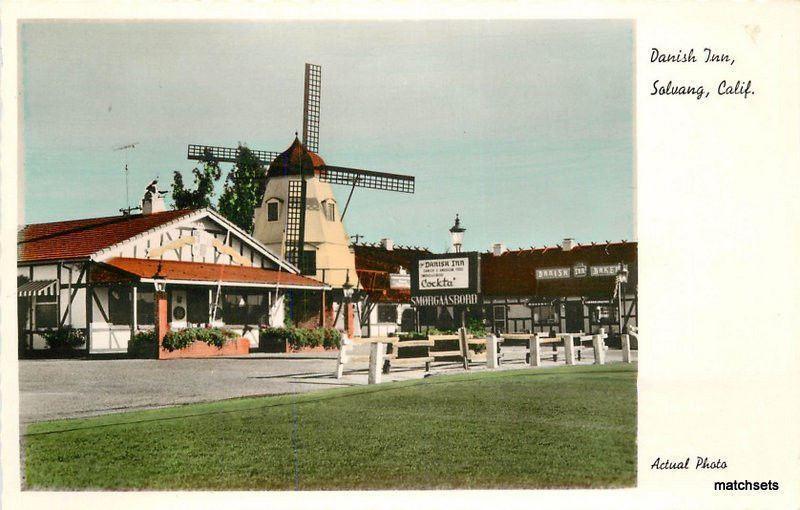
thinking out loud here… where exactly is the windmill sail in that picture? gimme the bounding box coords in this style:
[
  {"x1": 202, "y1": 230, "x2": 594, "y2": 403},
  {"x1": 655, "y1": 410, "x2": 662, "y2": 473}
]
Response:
[
  {"x1": 302, "y1": 63, "x2": 321, "y2": 153},
  {"x1": 319, "y1": 166, "x2": 415, "y2": 193}
]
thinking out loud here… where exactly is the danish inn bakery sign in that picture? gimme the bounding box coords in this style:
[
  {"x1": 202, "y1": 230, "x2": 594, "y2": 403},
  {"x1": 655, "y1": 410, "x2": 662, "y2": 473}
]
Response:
[
  {"x1": 410, "y1": 252, "x2": 481, "y2": 307},
  {"x1": 536, "y1": 263, "x2": 626, "y2": 280}
]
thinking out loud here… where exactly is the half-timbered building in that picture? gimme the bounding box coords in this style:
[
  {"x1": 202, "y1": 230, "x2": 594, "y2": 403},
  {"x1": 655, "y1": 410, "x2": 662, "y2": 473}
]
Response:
[{"x1": 17, "y1": 194, "x2": 327, "y2": 357}]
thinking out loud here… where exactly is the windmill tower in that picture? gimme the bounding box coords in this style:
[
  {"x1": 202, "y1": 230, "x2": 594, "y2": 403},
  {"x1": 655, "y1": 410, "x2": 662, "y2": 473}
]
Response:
[{"x1": 187, "y1": 63, "x2": 415, "y2": 289}]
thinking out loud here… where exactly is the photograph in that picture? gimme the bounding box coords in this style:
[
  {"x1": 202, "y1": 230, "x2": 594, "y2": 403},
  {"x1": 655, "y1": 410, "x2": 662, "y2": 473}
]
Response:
[{"x1": 15, "y1": 19, "x2": 637, "y2": 491}]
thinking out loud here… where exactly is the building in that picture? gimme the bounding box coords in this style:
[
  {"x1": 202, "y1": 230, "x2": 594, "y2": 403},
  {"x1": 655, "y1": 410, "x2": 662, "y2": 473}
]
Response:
[
  {"x1": 351, "y1": 234, "x2": 637, "y2": 339},
  {"x1": 352, "y1": 238, "x2": 430, "y2": 337},
  {"x1": 17, "y1": 191, "x2": 327, "y2": 357},
  {"x1": 481, "y1": 239, "x2": 637, "y2": 337}
]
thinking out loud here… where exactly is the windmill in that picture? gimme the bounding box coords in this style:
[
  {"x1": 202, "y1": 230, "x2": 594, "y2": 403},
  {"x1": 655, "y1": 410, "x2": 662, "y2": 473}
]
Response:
[{"x1": 186, "y1": 63, "x2": 415, "y2": 288}]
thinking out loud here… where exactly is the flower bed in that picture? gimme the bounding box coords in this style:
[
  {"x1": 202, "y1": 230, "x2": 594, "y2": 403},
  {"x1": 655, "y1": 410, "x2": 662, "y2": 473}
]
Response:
[
  {"x1": 128, "y1": 327, "x2": 249, "y2": 359},
  {"x1": 259, "y1": 326, "x2": 341, "y2": 353}
]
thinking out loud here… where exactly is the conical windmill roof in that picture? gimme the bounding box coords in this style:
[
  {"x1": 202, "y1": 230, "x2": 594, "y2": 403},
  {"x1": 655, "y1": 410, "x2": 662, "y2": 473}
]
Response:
[{"x1": 267, "y1": 136, "x2": 326, "y2": 178}]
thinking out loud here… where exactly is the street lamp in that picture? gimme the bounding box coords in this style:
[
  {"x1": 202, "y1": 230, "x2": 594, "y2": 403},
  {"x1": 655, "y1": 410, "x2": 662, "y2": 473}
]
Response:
[
  {"x1": 615, "y1": 264, "x2": 629, "y2": 334},
  {"x1": 449, "y1": 214, "x2": 466, "y2": 253}
]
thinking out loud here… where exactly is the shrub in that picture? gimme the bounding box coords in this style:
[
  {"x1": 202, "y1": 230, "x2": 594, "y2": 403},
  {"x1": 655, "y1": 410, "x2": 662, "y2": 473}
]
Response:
[
  {"x1": 260, "y1": 326, "x2": 342, "y2": 351},
  {"x1": 42, "y1": 327, "x2": 86, "y2": 351},
  {"x1": 161, "y1": 327, "x2": 237, "y2": 352}
]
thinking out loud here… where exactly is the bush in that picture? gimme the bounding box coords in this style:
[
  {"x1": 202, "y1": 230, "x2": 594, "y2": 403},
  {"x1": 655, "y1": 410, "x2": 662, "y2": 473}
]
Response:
[
  {"x1": 161, "y1": 327, "x2": 237, "y2": 352},
  {"x1": 260, "y1": 326, "x2": 341, "y2": 351},
  {"x1": 42, "y1": 328, "x2": 86, "y2": 351}
]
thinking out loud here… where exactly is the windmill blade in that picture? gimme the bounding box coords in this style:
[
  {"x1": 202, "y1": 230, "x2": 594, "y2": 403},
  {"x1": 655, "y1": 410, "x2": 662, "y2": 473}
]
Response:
[
  {"x1": 319, "y1": 166, "x2": 415, "y2": 193},
  {"x1": 187, "y1": 144, "x2": 280, "y2": 165},
  {"x1": 302, "y1": 63, "x2": 321, "y2": 153}
]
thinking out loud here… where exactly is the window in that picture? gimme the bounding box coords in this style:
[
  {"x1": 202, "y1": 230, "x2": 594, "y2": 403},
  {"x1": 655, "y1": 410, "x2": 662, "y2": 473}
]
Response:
[
  {"x1": 108, "y1": 288, "x2": 132, "y2": 325},
  {"x1": 377, "y1": 305, "x2": 398, "y2": 323},
  {"x1": 267, "y1": 200, "x2": 279, "y2": 222},
  {"x1": 532, "y1": 304, "x2": 557, "y2": 324},
  {"x1": 223, "y1": 291, "x2": 268, "y2": 325},
  {"x1": 35, "y1": 294, "x2": 58, "y2": 329},
  {"x1": 137, "y1": 290, "x2": 154, "y2": 325},
  {"x1": 590, "y1": 304, "x2": 618, "y2": 325},
  {"x1": 300, "y1": 250, "x2": 317, "y2": 276},
  {"x1": 187, "y1": 288, "x2": 209, "y2": 324},
  {"x1": 323, "y1": 200, "x2": 336, "y2": 221}
]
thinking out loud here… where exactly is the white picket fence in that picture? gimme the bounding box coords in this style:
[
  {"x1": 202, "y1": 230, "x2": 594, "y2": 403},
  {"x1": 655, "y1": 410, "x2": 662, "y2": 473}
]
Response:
[{"x1": 336, "y1": 327, "x2": 635, "y2": 384}]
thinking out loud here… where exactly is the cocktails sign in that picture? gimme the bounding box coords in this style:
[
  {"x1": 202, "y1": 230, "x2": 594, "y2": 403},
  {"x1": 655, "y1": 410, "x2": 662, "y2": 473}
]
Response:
[{"x1": 411, "y1": 252, "x2": 480, "y2": 306}]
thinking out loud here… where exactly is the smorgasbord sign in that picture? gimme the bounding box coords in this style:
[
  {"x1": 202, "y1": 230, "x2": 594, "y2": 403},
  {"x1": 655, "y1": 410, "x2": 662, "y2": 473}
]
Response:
[{"x1": 410, "y1": 252, "x2": 481, "y2": 307}]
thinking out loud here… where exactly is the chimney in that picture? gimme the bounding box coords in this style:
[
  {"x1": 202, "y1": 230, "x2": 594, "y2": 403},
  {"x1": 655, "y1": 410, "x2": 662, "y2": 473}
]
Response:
[
  {"x1": 141, "y1": 180, "x2": 166, "y2": 215},
  {"x1": 562, "y1": 238, "x2": 575, "y2": 251},
  {"x1": 492, "y1": 242, "x2": 507, "y2": 256},
  {"x1": 381, "y1": 238, "x2": 394, "y2": 251}
]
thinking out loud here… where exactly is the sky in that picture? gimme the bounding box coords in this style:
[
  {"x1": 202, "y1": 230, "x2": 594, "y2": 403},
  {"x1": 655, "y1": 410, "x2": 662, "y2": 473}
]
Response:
[{"x1": 20, "y1": 20, "x2": 633, "y2": 252}]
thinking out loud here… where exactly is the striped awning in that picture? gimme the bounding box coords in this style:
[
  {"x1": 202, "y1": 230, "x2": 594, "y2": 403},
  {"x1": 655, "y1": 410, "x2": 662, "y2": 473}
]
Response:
[{"x1": 18, "y1": 280, "x2": 57, "y2": 297}]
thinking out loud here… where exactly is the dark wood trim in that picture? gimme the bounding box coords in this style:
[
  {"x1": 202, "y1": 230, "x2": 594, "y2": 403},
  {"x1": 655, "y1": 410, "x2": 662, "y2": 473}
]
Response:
[
  {"x1": 60, "y1": 264, "x2": 86, "y2": 327},
  {"x1": 91, "y1": 288, "x2": 111, "y2": 324}
]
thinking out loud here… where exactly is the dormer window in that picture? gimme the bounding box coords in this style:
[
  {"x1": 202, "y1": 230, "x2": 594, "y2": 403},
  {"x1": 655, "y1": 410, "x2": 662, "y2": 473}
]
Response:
[
  {"x1": 323, "y1": 200, "x2": 336, "y2": 222},
  {"x1": 266, "y1": 198, "x2": 280, "y2": 222}
]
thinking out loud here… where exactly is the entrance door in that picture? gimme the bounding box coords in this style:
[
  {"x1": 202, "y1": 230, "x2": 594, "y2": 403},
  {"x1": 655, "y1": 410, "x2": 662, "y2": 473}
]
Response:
[{"x1": 564, "y1": 301, "x2": 584, "y2": 333}]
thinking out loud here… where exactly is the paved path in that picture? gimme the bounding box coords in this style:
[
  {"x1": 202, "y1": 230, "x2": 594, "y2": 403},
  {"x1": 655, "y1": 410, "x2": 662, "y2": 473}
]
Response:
[{"x1": 19, "y1": 347, "x2": 636, "y2": 423}]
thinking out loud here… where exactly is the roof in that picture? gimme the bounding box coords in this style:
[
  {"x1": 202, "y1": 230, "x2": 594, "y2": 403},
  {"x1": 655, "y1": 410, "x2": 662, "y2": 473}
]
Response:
[
  {"x1": 266, "y1": 136, "x2": 326, "y2": 179},
  {"x1": 100, "y1": 258, "x2": 327, "y2": 289},
  {"x1": 353, "y1": 243, "x2": 431, "y2": 303},
  {"x1": 480, "y1": 242, "x2": 637, "y2": 298},
  {"x1": 18, "y1": 209, "x2": 195, "y2": 263}
]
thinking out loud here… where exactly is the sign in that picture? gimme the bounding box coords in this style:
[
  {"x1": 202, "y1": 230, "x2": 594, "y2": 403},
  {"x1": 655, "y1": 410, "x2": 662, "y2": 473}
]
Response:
[
  {"x1": 389, "y1": 273, "x2": 411, "y2": 289},
  {"x1": 590, "y1": 264, "x2": 622, "y2": 277},
  {"x1": 573, "y1": 262, "x2": 588, "y2": 277},
  {"x1": 536, "y1": 267, "x2": 571, "y2": 280},
  {"x1": 411, "y1": 252, "x2": 480, "y2": 306}
]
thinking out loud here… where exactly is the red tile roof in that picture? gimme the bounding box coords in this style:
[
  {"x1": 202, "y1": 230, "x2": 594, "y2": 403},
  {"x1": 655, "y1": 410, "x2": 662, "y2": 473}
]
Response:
[
  {"x1": 100, "y1": 257, "x2": 326, "y2": 288},
  {"x1": 481, "y1": 242, "x2": 637, "y2": 298},
  {"x1": 18, "y1": 209, "x2": 196, "y2": 263},
  {"x1": 353, "y1": 243, "x2": 431, "y2": 303}
]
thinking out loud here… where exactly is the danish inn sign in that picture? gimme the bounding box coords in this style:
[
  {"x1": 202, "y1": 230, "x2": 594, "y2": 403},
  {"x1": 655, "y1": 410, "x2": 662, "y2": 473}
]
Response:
[
  {"x1": 535, "y1": 263, "x2": 626, "y2": 280},
  {"x1": 410, "y1": 252, "x2": 481, "y2": 306}
]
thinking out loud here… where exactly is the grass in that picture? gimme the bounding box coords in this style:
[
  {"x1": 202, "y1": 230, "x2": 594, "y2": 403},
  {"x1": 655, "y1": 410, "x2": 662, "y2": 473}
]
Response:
[{"x1": 24, "y1": 363, "x2": 637, "y2": 490}]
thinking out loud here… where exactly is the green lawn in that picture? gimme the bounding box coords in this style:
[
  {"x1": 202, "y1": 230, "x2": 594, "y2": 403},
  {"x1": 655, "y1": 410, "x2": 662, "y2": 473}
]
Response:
[{"x1": 24, "y1": 364, "x2": 636, "y2": 490}]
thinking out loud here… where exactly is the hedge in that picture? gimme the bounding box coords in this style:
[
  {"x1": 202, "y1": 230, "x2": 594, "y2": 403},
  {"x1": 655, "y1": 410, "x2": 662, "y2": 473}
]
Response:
[
  {"x1": 129, "y1": 327, "x2": 238, "y2": 353},
  {"x1": 260, "y1": 326, "x2": 341, "y2": 351}
]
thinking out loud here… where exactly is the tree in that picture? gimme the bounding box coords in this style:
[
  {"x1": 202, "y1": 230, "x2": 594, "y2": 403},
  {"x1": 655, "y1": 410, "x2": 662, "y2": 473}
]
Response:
[
  {"x1": 217, "y1": 145, "x2": 263, "y2": 233},
  {"x1": 171, "y1": 154, "x2": 221, "y2": 210}
]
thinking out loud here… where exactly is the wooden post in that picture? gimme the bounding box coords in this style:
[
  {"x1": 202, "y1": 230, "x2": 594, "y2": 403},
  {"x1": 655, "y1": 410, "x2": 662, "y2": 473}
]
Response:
[
  {"x1": 592, "y1": 334, "x2": 606, "y2": 365},
  {"x1": 335, "y1": 333, "x2": 348, "y2": 379},
  {"x1": 486, "y1": 334, "x2": 499, "y2": 369},
  {"x1": 529, "y1": 333, "x2": 541, "y2": 367},
  {"x1": 368, "y1": 341, "x2": 385, "y2": 384},
  {"x1": 155, "y1": 289, "x2": 168, "y2": 360},
  {"x1": 84, "y1": 264, "x2": 92, "y2": 356},
  {"x1": 562, "y1": 333, "x2": 575, "y2": 365},
  {"x1": 131, "y1": 285, "x2": 138, "y2": 338},
  {"x1": 458, "y1": 326, "x2": 470, "y2": 370},
  {"x1": 621, "y1": 334, "x2": 631, "y2": 363}
]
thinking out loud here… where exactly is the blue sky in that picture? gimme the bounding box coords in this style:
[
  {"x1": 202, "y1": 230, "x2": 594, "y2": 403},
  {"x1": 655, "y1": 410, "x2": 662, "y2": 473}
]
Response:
[{"x1": 20, "y1": 20, "x2": 633, "y2": 252}]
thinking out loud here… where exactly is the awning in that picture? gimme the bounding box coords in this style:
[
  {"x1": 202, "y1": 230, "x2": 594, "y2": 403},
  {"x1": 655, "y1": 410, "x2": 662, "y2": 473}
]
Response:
[{"x1": 18, "y1": 280, "x2": 57, "y2": 297}]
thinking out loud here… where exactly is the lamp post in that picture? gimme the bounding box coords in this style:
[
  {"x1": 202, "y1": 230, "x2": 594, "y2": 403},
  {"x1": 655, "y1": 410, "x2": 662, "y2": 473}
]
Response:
[
  {"x1": 342, "y1": 270, "x2": 354, "y2": 337},
  {"x1": 449, "y1": 214, "x2": 466, "y2": 253},
  {"x1": 615, "y1": 265, "x2": 629, "y2": 334}
]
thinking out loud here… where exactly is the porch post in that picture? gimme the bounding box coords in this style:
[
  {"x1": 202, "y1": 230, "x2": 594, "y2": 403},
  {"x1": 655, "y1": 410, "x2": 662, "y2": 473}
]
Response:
[
  {"x1": 320, "y1": 290, "x2": 326, "y2": 328},
  {"x1": 155, "y1": 288, "x2": 169, "y2": 360},
  {"x1": 131, "y1": 285, "x2": 138, "y2": 337},
  {"x1": 84, "y1": 263, "x2": 92, "y2": 356}
]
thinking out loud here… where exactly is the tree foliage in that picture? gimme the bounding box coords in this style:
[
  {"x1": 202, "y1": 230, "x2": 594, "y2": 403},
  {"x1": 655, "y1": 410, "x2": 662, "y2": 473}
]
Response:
[
  {"x1": 217, "y1": 146, "x2": 263, "y2": 233},
  {"x1": 171, "y1": 155, "x2": 221, "y2": 210}
]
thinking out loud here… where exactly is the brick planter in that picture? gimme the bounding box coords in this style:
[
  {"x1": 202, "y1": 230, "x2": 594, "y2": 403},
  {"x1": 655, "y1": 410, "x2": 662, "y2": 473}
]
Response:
[
  {"x1": 158, "y1": 338, "x2": 250, "y2": 360},
  {"x1": 259, "y1": 335, "x2": 338, "y2": 354}
]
